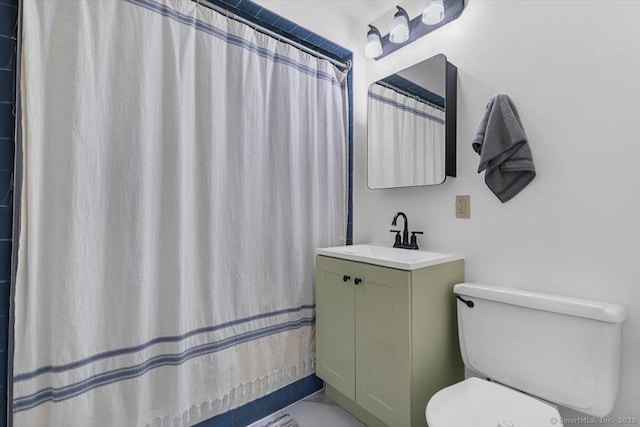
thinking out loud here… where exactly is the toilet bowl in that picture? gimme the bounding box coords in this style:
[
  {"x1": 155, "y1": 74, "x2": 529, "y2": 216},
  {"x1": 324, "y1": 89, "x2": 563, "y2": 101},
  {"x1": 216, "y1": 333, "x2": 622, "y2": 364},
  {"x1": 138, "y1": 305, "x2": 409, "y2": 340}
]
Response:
[
  {"x1": 426, "y1": 377, "x2": 561, "y2": 427},
  {"x1": 425, "y1": 283, "x2": 627, "y2": 427}
]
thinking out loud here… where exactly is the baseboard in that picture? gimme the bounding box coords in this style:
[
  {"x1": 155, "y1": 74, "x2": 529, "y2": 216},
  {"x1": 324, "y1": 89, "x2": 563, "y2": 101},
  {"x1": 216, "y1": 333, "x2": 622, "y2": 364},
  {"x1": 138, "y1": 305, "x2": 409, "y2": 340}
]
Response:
[
  {"x1": 194, "y1": 374, "x2": 323, "y2": 427},
  {"x1": 325, "y1": 384, "x2": 388, "y2": 427}
]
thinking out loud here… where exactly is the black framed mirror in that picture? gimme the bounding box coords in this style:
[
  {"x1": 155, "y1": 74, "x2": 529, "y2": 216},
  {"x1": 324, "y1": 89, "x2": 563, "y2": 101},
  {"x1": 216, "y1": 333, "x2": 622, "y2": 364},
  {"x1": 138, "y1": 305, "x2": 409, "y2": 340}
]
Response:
[{"x1": 367, "y1": 54, "x2": 457, "y2": 189}]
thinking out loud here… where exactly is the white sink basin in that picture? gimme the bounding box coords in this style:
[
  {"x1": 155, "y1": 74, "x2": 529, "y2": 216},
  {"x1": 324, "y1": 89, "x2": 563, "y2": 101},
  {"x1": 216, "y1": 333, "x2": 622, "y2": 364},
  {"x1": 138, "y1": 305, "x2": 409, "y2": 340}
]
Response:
[{"x1": 317, "y1": 244, "x2": 464, "y2": 271}]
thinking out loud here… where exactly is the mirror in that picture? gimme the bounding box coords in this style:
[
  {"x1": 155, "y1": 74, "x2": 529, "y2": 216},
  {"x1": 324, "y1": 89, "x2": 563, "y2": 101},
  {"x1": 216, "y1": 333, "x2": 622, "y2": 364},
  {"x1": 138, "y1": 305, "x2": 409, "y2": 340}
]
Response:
[{"x1": 367, "y1": 54, "x2": 457, "y2": 189}]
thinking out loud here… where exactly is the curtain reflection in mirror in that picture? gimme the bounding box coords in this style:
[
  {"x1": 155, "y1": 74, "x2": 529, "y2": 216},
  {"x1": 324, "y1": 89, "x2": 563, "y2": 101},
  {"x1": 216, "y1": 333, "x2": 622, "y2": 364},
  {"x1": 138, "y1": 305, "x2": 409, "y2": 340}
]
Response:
[{"x1": 368, "y1": 83, "x2": 445, "y2": 188}]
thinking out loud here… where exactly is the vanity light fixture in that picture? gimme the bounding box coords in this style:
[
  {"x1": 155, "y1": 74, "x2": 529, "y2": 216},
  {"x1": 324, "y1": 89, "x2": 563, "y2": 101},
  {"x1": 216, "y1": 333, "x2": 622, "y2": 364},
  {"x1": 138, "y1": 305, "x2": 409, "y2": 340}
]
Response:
[
  {"x1": 422, "y1": 0, "x2": 445, "y2": 25},
  {"x1": 389, "y1": 6, "x2": 410, "y2": 44},
  {"x1": 365, "y1": 25, "x2": 383, "y2": 59},
  {"x1": 366, "y1": 0, "x2": 464, "y2": 60}
]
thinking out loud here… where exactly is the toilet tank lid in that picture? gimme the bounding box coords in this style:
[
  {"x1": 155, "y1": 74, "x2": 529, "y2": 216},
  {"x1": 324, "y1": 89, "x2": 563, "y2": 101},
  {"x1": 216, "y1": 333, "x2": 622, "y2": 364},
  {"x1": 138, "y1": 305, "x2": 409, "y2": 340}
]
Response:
[{"x1": 454, "y1": 283, "x2": 627, "y2": 324}]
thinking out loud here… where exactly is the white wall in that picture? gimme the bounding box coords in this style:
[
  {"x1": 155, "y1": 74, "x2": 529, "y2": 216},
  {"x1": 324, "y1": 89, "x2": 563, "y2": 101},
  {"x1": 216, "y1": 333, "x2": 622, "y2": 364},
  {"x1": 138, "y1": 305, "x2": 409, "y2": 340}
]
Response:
[{"x1": 257, "y1": 0, "x2": 640, "y2": 423}]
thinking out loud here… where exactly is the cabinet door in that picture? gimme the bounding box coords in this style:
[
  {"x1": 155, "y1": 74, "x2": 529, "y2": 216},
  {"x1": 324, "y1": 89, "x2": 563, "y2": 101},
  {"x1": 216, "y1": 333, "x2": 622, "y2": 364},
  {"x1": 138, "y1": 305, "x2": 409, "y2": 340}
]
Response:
[
  {"x1": 316, "y1": 256, "x2": 356, "y2": 400},
  {"x1": 355, "y1": 263, "x2": 411, "y2": 427}
]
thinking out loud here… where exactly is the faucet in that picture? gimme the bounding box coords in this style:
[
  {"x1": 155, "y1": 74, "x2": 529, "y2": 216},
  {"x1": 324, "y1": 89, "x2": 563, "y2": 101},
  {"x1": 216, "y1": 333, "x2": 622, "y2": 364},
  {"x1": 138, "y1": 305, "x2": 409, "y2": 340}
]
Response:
[
  {"x1": 390, "y1": 212, "x2": 424, "y2": 250},
  {"x1": 391, "y1": 212, "x2": 409, "y2": 248}
]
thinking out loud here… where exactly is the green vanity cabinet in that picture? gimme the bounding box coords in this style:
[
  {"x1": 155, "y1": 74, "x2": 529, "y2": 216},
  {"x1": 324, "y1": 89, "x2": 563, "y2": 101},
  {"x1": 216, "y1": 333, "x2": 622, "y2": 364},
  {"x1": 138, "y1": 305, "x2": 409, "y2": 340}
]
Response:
[{"x1": 315, "y1": 254, "x2": 465, "y2": 427}]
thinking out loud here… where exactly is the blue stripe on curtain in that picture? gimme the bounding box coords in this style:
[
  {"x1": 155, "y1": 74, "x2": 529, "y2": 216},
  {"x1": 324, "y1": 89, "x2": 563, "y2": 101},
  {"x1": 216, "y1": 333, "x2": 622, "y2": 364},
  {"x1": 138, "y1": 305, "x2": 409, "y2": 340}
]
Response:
[
  {"x1": 125, "y1": 0, "x2": 345, "y2": 88},
  {"x1": 14, "y1": 304, "x2": 315, "y2": 383},
  {"x1": 14, "y1": 316, "x2": 315, "y2": 412},
  {"x1": 368, "y1": 90, "x2": 445, "y2": 124}
]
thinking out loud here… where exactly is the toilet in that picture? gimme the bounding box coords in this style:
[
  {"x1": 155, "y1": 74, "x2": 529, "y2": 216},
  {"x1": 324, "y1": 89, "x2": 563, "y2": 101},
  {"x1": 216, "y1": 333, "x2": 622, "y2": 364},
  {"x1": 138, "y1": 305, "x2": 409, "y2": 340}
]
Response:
[{"x1": 426, "y1": 283, "x2": 627, "y2": 427}]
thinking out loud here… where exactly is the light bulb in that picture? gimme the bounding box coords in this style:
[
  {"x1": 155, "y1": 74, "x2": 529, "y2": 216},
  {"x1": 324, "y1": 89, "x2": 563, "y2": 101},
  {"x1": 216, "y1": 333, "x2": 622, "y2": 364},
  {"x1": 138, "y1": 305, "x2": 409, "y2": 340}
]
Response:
[
  {"x1": 389, "y1": 6, "x2": 410, "y2": 44},
  {"x1": 365, "y1": 25, "x2": 383, "y2": 59},
  {"x1": 422, "y1": 0, "x2": 445, "y2": 25}
]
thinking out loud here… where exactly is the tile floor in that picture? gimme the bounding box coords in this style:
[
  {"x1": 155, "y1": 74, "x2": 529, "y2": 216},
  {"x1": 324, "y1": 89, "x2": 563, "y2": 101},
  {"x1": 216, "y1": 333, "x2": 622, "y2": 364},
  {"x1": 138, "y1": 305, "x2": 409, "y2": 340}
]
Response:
[{"x1": 246, "y1": 390, "x2": 365, "y2": 427}]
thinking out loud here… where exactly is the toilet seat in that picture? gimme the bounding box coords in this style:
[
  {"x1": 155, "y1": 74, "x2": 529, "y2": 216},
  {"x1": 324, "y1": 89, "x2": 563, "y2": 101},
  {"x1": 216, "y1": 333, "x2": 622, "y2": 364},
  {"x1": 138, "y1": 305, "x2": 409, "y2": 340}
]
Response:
[{"x1": 426, "y1": 377, "x2": 563, "y2": 427}]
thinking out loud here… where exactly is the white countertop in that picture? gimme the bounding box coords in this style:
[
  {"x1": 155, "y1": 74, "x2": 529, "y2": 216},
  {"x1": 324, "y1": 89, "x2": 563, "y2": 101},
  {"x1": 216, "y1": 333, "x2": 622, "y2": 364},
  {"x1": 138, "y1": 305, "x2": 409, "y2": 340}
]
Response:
[{"x1": 317, "y1": 243, "x2": 464, "y2": 271}]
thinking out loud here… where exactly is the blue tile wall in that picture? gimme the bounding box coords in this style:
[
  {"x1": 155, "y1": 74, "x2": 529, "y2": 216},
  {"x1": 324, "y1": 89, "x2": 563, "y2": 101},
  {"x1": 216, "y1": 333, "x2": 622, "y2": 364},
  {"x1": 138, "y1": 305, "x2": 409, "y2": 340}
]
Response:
[
  {"x1": 0, "y1": 0, "x2": 15, "y2": 426},
  {"x1": 194, "y1": 375, "x2": 323, "y2": 427}
]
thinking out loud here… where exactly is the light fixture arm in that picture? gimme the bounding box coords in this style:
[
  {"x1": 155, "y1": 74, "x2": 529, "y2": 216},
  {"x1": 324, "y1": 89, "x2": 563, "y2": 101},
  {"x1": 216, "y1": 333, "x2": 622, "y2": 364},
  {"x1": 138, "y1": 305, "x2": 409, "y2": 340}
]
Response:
[{"x1": 394, "y1": 6, "x2": 409, "y2": 21}]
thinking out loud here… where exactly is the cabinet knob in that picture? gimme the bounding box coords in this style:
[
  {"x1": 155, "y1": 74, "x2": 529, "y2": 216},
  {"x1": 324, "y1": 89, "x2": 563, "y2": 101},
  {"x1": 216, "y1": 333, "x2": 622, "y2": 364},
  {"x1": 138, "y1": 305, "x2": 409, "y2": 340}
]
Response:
[
  {"x1": 354, "y1": 278, "x2": 362, "y2": 285},
  {"x1": 343, "y1": 275, "x2": 351, "y2": 282}
]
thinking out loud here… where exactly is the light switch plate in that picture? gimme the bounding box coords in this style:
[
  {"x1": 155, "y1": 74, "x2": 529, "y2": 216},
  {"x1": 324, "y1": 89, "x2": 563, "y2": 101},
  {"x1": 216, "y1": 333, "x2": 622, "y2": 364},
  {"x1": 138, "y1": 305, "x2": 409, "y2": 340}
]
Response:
[{"x1": 456, "y1": 195, "x2": 470, "y2": 219}]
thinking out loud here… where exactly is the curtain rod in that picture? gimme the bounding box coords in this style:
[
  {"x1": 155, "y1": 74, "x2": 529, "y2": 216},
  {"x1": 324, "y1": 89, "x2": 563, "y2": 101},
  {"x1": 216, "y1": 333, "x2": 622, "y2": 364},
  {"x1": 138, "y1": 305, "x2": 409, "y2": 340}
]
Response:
[
  {"x1": 195, "y1": 0, "x2": 351, "y2": 72},
  {"x1": 375, "y1": 80, "x2": 445, "y2": 111}
]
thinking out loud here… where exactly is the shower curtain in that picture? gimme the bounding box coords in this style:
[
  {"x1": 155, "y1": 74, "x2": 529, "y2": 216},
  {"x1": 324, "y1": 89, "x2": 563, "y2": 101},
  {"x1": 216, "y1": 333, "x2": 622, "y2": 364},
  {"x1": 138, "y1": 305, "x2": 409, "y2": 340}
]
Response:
[
  {"x1": 13, "y1": 0, "x2": 347, "y2": 425},
  {"x1": 368, "y1": 83, "x2": 445, "y2": 187}
]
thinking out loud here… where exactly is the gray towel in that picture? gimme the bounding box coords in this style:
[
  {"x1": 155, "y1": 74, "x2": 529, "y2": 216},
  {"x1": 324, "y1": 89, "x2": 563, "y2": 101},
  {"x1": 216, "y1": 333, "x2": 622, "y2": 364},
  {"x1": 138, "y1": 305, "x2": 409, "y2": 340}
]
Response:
[{"x1": 472, "y1": 94, "x2": 535, "y2": 203}]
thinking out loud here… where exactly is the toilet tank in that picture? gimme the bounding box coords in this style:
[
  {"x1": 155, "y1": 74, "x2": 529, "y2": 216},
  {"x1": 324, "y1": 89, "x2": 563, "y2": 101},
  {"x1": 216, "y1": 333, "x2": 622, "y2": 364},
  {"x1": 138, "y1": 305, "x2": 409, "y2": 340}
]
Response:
[{"x1": 454, "y1": 283, "x2": 627, "y2": 417}]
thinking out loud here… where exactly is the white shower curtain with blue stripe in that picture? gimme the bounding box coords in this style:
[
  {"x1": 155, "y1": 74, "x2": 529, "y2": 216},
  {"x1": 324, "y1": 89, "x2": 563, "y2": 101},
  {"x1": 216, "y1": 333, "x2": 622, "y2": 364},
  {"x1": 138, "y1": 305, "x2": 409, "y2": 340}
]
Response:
[{"x1": 13, "y1": 0, "x2": 347, "y2": 425}]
